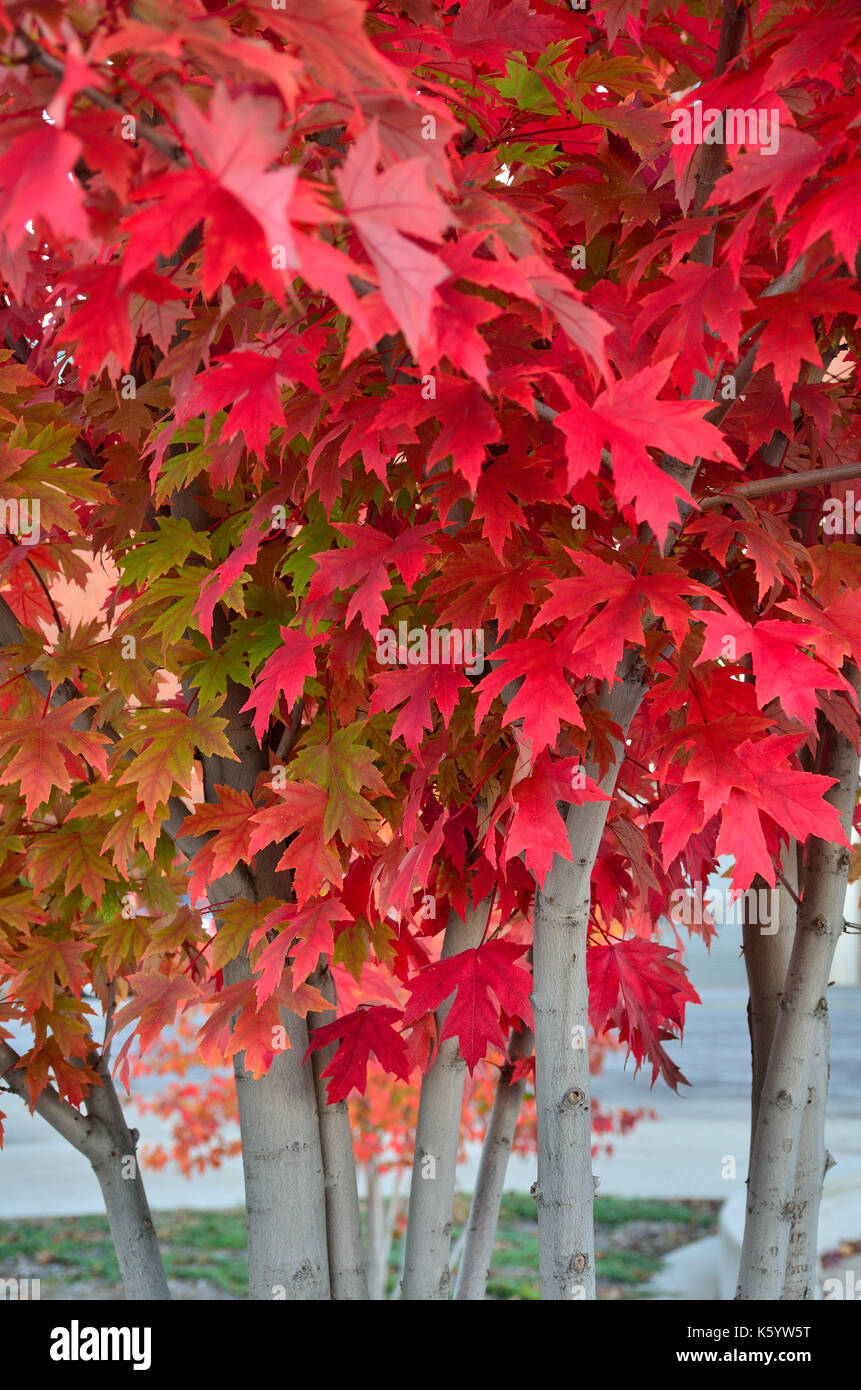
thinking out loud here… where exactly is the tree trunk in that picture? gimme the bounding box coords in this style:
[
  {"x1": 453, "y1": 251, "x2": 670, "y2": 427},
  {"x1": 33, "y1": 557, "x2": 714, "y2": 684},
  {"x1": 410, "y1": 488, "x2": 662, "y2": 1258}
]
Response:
[
  {"x1": 226, "y1": 949, "x2": 331, "y2": 1300},
  {"x1": 189, "y1": 666, "x2": 332, "y2": 1300},
  {"x1": 532, "y1": 658, "x2": 648, "y2": 1301},
  {"x1": 365, "y1": 1158, "x2": 386, "y2": 1300},
  {"x1": 85, "y1": 1060, "x2": 172, "y2": 1300},
  {"x1": 743, "y1": 857, "x2": 794, "y2": 1182},
  {"x1": 308, "y1": 959, "x2": 368, "y2": 1299},
  {"x1": 782, "y1": 1006, "x2": 830, "y2": 1299},
  {"x1": 737, "y1": 700, "x2": 859, "y2": 1299},
  {"x1": 0, "y1": 1042, "x2": 171, "y2": 1299},
  {"x1": 454, "y1": 1025, "x2": 533, "y2": 1301},
  {"x1": 742, "y1": 847, "x2": 829, "y2": 1297},
  {"x1": 400, "y1": 900, "x2": 487, "y2": 1300}
]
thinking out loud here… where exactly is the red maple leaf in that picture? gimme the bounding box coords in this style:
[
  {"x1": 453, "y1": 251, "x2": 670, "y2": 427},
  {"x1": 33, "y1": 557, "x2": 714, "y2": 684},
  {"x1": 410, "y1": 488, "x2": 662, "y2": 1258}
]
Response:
[
  {"x1": 335, "y1": 123, "x2": 453, "y2": 361},
  {"x1": 474, "y1": 636, "x2": 584, "y2": 753},
  {"x1": 308, "y1": 521, "x2": 439, "y2": 635},
  {"x1": 107, "y1": 972, "x2": 199, "y2": 1080},
  {"x1": 588, "y1": 937, "x2": 699, "y2": 1090},
  {"x1": 0, "y1": 125, "x2": 89, "y2": 249},
  {"x1": 0, "y1": 698, "x2": 110, "y2": 818},
  {"x1": 249, "y1": 782, "x2": 344, "y2": 902},
  {"x1": 403, "y1": 939, "x2": 533, "y2": 1072},
  {"x1": 697, "y1": 605, "x2": 847, "y2": 728},
  {"x1": 179, "y1": 785, "x2": 260, "y2": 906},
  {"x1": 241, "y1": 626, "x2": 328, "y2": 740},
  {"x1": 252, "y1": 896, "x2": 352, "y2": 997},
  {"x1": 121, "y1": 85, "x2": 301, "y2": 297},
  {"x1": 369, "y1": 661, "x2": 472, "y2": 753},
  {"x1": 501, "y1": 752, "x2": 609, "y2": 887},
  {"x1": 305, "y1": 1005, "x2": 411, "y2": 1102},
  {"x1": 553, "y1": 359, "x2": 733, "y2": 540}
]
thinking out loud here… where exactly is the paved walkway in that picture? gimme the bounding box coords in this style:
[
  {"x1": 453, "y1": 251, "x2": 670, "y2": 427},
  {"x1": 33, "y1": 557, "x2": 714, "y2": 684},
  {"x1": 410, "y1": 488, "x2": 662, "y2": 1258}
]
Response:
[{"x1": 1, "y1": 987, "x2": 858, "y2": 1216}]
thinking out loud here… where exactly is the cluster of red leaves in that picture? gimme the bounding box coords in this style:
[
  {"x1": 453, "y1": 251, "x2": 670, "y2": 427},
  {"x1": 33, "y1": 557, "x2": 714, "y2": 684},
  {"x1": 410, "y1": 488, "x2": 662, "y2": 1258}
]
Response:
[{"x1": 0, "y1": 0, "x2": 859, "y2": 1144}]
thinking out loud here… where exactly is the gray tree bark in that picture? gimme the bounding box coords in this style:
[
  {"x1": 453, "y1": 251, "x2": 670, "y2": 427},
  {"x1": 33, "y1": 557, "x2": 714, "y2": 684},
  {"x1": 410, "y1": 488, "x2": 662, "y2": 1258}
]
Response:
[
  {"x1": 191, "y1": 665, "x2": 331, "y2": 1301},
  {"x1": 737, "y1": 698, "x2": 859, "y2": 1299},
  {"x1": 454, "y1": 1025, "x2": 533, "y2": 1300},
  {"x1": 782, "y1": 1007, "x2": 830, "y2": 1299},
  {"x1": 743, "y1": 858, "x2": 794, "y2": 1180},
  {"x1": 742, "y1": 846, "x2": 830, "y2": 1298},
  {"x1": 224, "y1": 946, "x2": 331, "y2": 1300},
  {"x1": 308, "y1": 959, "x2": 368, "y2": 1299},
  {"x1": 365, "y1": 1157, "x2": 386, "y2": 1300},
  {"x1": 400, "y1": 900, "x2": 487, "y2": 1300},
  {"x1": 532, "y1": 657, "x2": 648, "y2": 1300},
  {"x1": 0, "y1": 1043, "x2": 170, "y2": 1299}
]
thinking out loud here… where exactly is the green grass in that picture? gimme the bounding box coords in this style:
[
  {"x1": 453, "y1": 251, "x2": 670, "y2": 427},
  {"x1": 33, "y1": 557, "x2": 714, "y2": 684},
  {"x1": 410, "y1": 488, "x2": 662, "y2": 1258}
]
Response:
[
  {"x1": 0, "y1": 1194, "x2": 719, "y2": 1300},
  {"x1": 594, "y1": 1195, "x2": 718, "y2": 1228}
]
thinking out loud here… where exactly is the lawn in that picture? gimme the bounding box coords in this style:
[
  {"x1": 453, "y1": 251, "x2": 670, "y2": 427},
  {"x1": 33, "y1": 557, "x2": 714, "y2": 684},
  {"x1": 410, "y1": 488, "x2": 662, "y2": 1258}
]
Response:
[{"x1": 0, "y1": 1195, "x2": 720, "y2": 1300}]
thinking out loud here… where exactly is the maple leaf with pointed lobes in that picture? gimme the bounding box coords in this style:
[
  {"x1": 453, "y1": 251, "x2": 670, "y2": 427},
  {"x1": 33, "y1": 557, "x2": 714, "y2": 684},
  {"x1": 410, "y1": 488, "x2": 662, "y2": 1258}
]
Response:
[
  {"x1": 752, "y1": 279, "x2": 861, "y2": 404},
  {"x1": 787, "y1": 158, "x2": 861, "y2": 272},
  {"x1": 180, "y1": 342, "x2": 320, "y2": 461},
  {"x1": 28, "y1": 823, "x2": 120, "y2": 907},
  {"x1": 115, "y1": 701, "x2": 236, "y2": 820},
  {"x1": 252, "y1": 897, "x2": 352, "y2": 998},
  {"x1": 373, "y1": 818, "x2": 445, "y2": 918},
  {"x1": 697, "y1": 605, "x2": 847, "y2": 729},
  {"x1": 121, "y1": 86, "x2": 301, "y2": 298},
  {"x1": 117, "y1": 516, "x2": 212, "y2": 588},
  {"x1": 369, "y1": 662, "x2": 473, "y2": 753},
  {"x1": 17, "y1": 1037, "x2": 100, "y2": 1112},
  {"x1": 654, "y1": 730, "x2": 849, "y2": 887},
  {"x1": 502, "y1": 753, "x2": 609, "y2": 888},
  {"x1": 535, "y1": 553, "x2": 713, "y2": 682},
  {"x1": 0, "y1": 125, "x2": 89, "y2": 250},
  {"x1": 248, "y1": 782, "x2": 344, "y2": 904},
  {"x1": 553, "y1": 359, "x2": 734, "y2": 541},
  {"x1": 717, "y1": 736, "x2": 850, "y2": 889},
  {"x1": 426, "y1": 378, "x2": 502, "y2": 491},
  {"x1": 451, "y1": 0, "x2": 570, "y2": 55},
  {"x1": 707, "y1": 126, "x2": 822, "y2": 224},
  {"x1": 472, "y1": 460, "x2": 528, "y2": 550},
  {"x1": 259, "y1": 0, "x2": 405, "y2": 94},
  {"x1": 7, "y1": 938, "x2": 90, "y2": 1017},
  {"x1": 193, "y1": 522, "x2": 268, "y2": 641},
  {"x1": 241, "y1": 627, "x2": 328, "y2": 741},
  {"x1": 107, "y1": 972, "x2": 199, "y2": 1079},
  {"x1": 780, "y1": 592, "x2": 861, "y2": 670},
  {"x1": 474, "y1": 636, "x2": 584, "y2": 754},
  {"x1": 650, "y1": 782, "x2": 705, "y2": 868},
  {"x1": 55, "y1": 265, "x2": 183, "y2": 384},
  {"x1": 653, "y1": 713, "x2": 773, "y2": 824},
  {"x1": 519, "y1": 256, "x2": 612, "y2": 380},
  {"x1": 633, "y1": 264, "x2": 755, "y2": 391},
  {"x1": 588, "y1": 937, "x2": 699, "y2": 1090},
  {"x1": 403, "y1": 940, "x2": 533, "y2": 1072},
  {"x1": 306, "y1": 1005, "x2": 411, "y2": 1102},
  {"x1": 336, "y1": 123, "x2": 453, "y2": 362},
  {"x1": 0, "y1": 698, "x2": 110, "y2": 818},
  {"x1": 179, "y1": 786, "x2": 259, "y2": 906},
  {"x1": 289, "y1": 724, "x2": 391, "y2": 847},
  {"x1": 197, "y1": 974, "x2": 333, "y2": 1080},
  {"x1": 308, "y1": 521, "x2": 439, "y2": 636}
]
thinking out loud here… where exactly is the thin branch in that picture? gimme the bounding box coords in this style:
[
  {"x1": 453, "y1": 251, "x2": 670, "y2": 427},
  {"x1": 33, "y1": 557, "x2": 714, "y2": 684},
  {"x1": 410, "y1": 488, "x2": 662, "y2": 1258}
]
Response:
[
  {"x1": 776, "y1": 866, "x2": 802, "y2": 910},
  {"x1": 701, "y1": 461, "x2": 861, "y2": 509},
  {"x1": 16, "y1": 32, "x2": 184, "y2": 163},
  {"x1": 274, "y1": 698, "x2": 305, "y2": 760},
  {"x1": 0, "y1": 1039, "x2": 106, "y2": 1158}
]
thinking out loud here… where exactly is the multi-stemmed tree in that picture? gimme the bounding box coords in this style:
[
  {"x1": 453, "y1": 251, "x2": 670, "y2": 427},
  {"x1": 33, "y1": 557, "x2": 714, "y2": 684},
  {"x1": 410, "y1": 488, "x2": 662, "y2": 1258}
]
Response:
[{"x1": 0, "y1": 0, "x2": 859, "y2": 1300}]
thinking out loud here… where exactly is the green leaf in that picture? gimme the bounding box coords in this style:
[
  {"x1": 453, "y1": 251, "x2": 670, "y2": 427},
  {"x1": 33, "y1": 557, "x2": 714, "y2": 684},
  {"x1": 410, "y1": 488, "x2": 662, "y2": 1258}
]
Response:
[{"x1": 118, "y1": 516, "x2": 212, "y2": 586}]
